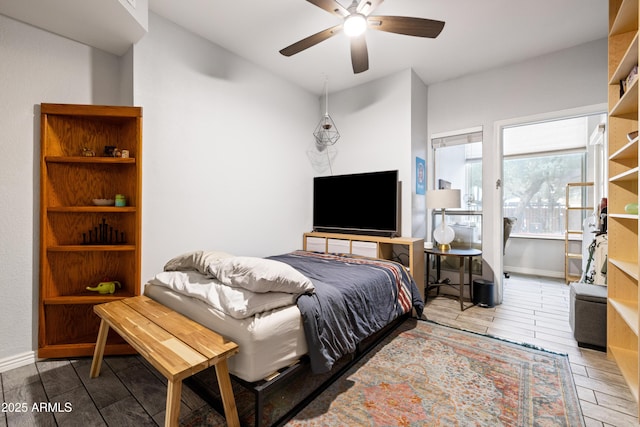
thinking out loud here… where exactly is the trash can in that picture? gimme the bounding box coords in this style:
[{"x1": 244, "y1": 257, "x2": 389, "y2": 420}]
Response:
[{"x1": 473, "y1": 279, "x2": 495, "y2": 308}]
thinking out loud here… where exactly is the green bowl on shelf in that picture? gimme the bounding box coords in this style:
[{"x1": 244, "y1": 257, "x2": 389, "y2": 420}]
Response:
[{"x1": 624, "y1": 203, "x2": 638, "y2": 214}]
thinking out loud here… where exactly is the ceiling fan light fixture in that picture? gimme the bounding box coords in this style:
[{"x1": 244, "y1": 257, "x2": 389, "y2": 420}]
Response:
[
  {"x1": 343, "y1": 13, "x2": 367, "y2": 37},
  {"x1": 280, "y1": 1, "x2": 445, "y2": 75}
]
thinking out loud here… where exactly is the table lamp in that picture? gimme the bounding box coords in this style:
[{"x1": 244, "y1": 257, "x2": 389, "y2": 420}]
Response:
[{"x1": 427, "y1": 189, "x2": 461, "y2": 251}]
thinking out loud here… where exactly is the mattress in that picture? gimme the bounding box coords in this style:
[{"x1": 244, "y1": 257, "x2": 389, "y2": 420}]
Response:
[{"x1": 144, "y1": 283, "x2": 307, "y2": 383}]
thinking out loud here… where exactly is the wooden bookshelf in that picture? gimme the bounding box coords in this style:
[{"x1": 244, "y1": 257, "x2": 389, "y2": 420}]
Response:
[
  {"x1": 39, "y1": 103, "x2": 142, "y2": 358},
  {"x1": 607, "y1": 0, "x2": 640, "y2": 413}
]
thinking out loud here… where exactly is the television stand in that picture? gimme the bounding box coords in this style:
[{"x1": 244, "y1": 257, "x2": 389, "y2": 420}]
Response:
[{"x1": 303, "y1": 232, "x2": 425, "y2": 303}]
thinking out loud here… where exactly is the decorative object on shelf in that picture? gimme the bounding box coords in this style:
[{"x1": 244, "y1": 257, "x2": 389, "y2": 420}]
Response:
[
  {"x1": 82, "y1": 147, "x2": 96, "y2": 157},
  {"x1": 620, "y1": 65, "x2": 638, "y2": 97},
  {"x1": 427, "y1": 188, "x2": 461, "y2": 251},
  {"x1": 103, "y1": 146, "x2": 123, "y2": 157},
  {"x1": 86, "y1": 280, "x2": 121, "y2": 294},
  {"x1": 121, "y1": 149, "x2": 129, "y2": 158},
  {"x1": 627, "y1": 65, "x2": 638, "y2": 90},
  {"x1": 82, "y1": 218, "x2": 126, "y2": 244},
  {"x1": 313, "y1": 77, "x2": 340, "y2": 147},
  {"x1": 115, "y1": 194, "x2": 126, "y2": 207},
  {"x1": 103, "y1": 145, "x2": 116, "y2": 156},
  {"x1": 625, "y1": 203, "x2": 638, "y2": 214},
  {"x1": 92, "y1": 198, "x2": 115, "y2": 206}
]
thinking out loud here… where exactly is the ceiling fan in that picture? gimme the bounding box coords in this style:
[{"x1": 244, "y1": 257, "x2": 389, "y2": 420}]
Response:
[{"x1": 279, "y1": 0, "x2": 445, "y2": 74}]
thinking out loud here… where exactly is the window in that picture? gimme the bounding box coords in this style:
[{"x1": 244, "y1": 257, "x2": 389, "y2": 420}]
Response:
[
  {"x1": 503, "y1": 152, "x2": 585, "y2": 236},
  {"x1": 433, "y1": 128, "x2": 483, "y2": 210},
  {"x1": 502, "y1": 115, "x2": 603, "y2": 238}
]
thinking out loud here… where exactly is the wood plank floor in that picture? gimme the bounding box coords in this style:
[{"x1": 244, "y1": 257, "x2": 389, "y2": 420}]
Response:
[
  {"x1": 0, "y1": 273, "x2": 637, "y2": 426},
  {"x1": 425, "y1": 273, "x2": 639, "y2": 427}
]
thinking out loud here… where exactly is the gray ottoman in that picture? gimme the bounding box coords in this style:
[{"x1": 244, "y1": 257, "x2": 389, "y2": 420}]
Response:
[{"x1": 569, "y1": 282, "x2": 607, "y2": 350}]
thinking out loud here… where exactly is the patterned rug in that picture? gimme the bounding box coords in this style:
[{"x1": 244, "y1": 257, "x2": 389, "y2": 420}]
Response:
[{"x1": 182, "y1": 319, "x2": 584, "y2": 426}]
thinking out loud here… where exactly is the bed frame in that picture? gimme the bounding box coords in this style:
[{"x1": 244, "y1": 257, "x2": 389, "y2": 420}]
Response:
[{"x1": 185, "y1": 312, "x2": 411, "y2": 427}]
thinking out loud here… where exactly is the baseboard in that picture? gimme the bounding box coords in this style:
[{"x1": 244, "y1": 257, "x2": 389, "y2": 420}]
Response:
[
  {"x1": 503, "y1": 266, "x2": 564, "y2": 279},
  {"x1": 0, "y1": 351, "x2": 36, "y2": 373}
]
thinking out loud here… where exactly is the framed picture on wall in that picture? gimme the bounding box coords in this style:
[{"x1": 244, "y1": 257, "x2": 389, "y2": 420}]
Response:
[{"x1": 416, "y1": 157, "x2": 425, "y2": 195}]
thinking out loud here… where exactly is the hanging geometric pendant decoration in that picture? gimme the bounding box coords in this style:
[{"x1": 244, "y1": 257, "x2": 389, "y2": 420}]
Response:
[
  {"x1": 314, "y1": 77, "x2": 340, "y2": 146},
  {"x1": 313, "y1": 114, "x2": 340, "y2": 146}
]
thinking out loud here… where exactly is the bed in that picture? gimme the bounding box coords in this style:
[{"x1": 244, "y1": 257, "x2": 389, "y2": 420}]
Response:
[{"x1": 144, "y1": 249, "x2": 424, "y2": 426}]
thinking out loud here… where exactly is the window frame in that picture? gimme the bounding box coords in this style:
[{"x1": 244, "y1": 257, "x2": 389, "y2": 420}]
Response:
[{"x1": 502, "y1": 148, "x2": 588, "y2": 240}]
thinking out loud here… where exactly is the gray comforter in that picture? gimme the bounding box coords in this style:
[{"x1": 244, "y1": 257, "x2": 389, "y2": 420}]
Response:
[{"x1": 268, "y1": 251, "x2": 424, "y2": 374}]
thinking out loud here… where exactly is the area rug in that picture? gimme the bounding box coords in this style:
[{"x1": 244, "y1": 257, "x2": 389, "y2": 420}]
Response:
[{"x1": 182, "y1": 319, "x2": 584, "y2": 426}]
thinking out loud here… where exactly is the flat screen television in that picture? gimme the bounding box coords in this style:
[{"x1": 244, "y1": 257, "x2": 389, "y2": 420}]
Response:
[{"x1": 313, "y1": 170, "x2": 400, "y2": 237}]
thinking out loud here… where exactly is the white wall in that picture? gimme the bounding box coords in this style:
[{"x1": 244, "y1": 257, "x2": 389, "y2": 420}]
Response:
[
  {"x1": 134, "y1": 13, "x2": 319, "y2": 284},
  {"x1": 428, "y1": 38, "x2": 608, "y2": 300},
  {"x1": 322, "y1": 69, "x2": 416, "y2": 237},
  {"x1": 504, "y1": 238, "x2": 565, "y2": 278},
  {"x1": 0, "y1": 14, "x2": 122, "y2": 364},
  {"x1": 411, "y1": 71, "x2": 429, "y2": 239}
]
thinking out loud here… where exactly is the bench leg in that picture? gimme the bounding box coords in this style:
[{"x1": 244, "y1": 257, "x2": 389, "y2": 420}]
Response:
[
  {"x1": 90, "y1": 319, "x2": 110, "y2": 378},
  {"x1": 165, "y1": 380, "x2": 182, "y2": 427},
  {"x1": 215, "y1": 359, "x2": 240, "y2": 427}
]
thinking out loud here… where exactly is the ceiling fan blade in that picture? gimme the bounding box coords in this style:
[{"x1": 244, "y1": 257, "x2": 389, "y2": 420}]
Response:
[
  {"x1": 367, "y1": 16, "x2": 445, "y2": 38},
  {"x1": 306, "y1": 0, "x2": 349, "y2": 17},
  {"x1": 350, "y1": 34, "x2": 369, "y2": 74},
  {"x1": 357, "y1": 0, "x2": 384, "y2": 16},
  {"x1": 280, "y1": 25, "x2": 343, "y2": 57}
]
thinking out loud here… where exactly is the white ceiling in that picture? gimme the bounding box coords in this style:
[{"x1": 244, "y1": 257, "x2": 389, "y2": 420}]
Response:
[
  {"x1": 0, "y1": 0, "x2": 147, "y2": 56},
  {"x1": 0, "y1": 0, "x2": 608, "y2": 95},
  {"x1": 148, "y1": 0, "x2": 608, "y2": 94}
]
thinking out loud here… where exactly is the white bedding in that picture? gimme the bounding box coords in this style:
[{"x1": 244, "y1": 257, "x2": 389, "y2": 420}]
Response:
[
  {"x1": 147, "y1": 270, "x2": 299, "y2": 319},
  {"x1": 144, "y1": 278, "x2": 307, "y2": 383}
]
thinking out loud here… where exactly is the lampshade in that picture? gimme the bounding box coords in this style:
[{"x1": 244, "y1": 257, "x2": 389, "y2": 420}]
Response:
[
  {"x1": 427, "y1": 189, "x2": 461, "y2": 251},
  {"x1": 426, "y1": 189, "x2": 461, "y2": 209}
]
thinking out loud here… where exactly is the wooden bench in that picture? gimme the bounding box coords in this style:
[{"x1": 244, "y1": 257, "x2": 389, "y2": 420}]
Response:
[{"x1": 90, "y1": 295, "x2": 240, "y2": 427}]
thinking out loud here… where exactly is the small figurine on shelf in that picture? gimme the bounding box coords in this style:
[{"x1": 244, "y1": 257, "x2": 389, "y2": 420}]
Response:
[
  {"x1": 115, "y1": 194, "x2": 126, "y2": 207},
  {"x1": 103, "y1": 146, "x2": 123, "y2": 157},
  {"x1": 103, "y1": 145, "x2": 116, "y2": 156},
  {"x1": 81, "y1": 218, "x2": 126, "y2": 244},
  {"x1": 82, "y1": 147, "x2": 96, "y2": 157},
  {"x1": 86, "y1": 280, "x2": 121, "y2": 294}
]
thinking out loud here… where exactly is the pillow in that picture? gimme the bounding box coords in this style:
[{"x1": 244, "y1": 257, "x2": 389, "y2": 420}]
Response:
[
  {"x1": 207, "y1": 256, "x2": 315, "y2": 294},
  {"x1": 164, "y1": 250, "x2": 234, "y2": 274}
]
